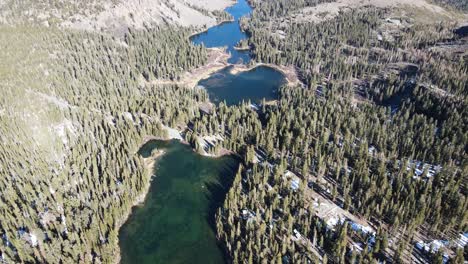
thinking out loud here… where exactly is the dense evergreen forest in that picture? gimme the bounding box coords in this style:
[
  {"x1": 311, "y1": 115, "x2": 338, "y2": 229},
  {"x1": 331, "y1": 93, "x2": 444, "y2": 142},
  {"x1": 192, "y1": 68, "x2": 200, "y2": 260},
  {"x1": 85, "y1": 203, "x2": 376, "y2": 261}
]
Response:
[
  {"x1": 204, "y1": 0, "x2": 467, "y2": 263},
  {"x1": 0, "y1": 0, "x2": 466, "y2": 263},
  {"x1": 0, "y1": 26, "x2": 210, "y2": 262}
]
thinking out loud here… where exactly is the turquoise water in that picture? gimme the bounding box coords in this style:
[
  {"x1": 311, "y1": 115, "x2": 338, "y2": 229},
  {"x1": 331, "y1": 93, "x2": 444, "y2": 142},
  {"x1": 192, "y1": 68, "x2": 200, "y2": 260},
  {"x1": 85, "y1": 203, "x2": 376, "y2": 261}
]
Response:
[
  {"x1": 190, "y1": 0, "x2": 252, "y2": 64},
  {"x1": 119, "y1": 140, "x2": 239, "y2": 264},
  {"x1": 198, "y1": 65, "x2": 286, "y2": 106}
]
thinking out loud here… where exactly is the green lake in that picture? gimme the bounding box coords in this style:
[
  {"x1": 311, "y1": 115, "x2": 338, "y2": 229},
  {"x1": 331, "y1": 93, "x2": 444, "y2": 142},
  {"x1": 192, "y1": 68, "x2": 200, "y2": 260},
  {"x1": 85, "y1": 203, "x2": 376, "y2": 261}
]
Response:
[{"x1": 118, "y1": 140, "x2": 239, "y2": 264}]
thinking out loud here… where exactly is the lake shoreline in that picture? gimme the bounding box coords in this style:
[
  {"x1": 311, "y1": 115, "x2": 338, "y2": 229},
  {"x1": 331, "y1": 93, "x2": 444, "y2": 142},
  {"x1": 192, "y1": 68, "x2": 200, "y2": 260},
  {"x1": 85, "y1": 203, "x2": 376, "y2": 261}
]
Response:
[
  {"x1": 192, "y1": 61, "x2": 301, "y2": 94},
  {"x1": 115, "y1": 132, "x2": 236, "y2": 263},
  {"x1": 116, "y1": 136, "x2": 239, "y2": 263},
  {"x1": 229, "y1": 63, "x2": 301, "y2": 86},
  {"x1": 113, "y1": 148, "x2": 166, "y2": 264},
  {"x1": 188, "y1": 0, "x2": 239, "y2": 39},
  {"x1": 151, "y1": 47, "x2": 231, "y2": 89},
  {"x1": 189, "y1": 18, "x2": 236, "y2": 39}
]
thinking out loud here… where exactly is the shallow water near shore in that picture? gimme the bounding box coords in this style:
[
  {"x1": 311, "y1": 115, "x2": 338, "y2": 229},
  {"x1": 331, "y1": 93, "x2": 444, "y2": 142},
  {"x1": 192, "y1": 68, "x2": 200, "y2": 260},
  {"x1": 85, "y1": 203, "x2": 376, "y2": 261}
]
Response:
[{"x1": 119, "y1": 140, "x2": 239, "y2": 264}]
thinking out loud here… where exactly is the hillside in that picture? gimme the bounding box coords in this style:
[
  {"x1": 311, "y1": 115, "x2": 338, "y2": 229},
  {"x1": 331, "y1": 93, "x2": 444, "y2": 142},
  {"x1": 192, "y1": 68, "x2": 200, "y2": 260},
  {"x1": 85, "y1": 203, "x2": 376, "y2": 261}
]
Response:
[
  {"x1": 0, "y1": 0, "x2": 467, "y2": 263},
  {"x1": 0, "y1": 0, "x2": 233, "y2": 34},
  {"x1": 0, "y1": 1, "x2": 230, "y2": 262}
]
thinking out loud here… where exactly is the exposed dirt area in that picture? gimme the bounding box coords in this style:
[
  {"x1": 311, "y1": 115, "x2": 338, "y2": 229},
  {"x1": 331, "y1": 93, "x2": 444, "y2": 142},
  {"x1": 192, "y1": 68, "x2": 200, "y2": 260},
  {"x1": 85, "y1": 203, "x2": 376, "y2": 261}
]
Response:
[
  {"x1": 152, "y1": 47, "x2": 231, "y2": 88},
  {"x1": 62, "y1": 0, "x2": 231, "y2": 35},
  {"x1": 304, "y1": 184, "x2": 371, "y2": 229},
  {"x1": 151, "y1": 48, "x2": 301, "y2": 89}
]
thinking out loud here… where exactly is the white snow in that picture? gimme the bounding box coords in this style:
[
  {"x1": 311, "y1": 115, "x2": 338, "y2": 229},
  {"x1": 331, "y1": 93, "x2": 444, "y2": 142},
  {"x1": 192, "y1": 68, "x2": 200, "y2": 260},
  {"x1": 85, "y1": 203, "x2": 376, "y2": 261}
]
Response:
[
  {"x1": 456, "y1": 233, "x2": 468, "y2": 248},
  {"x1": 30, "y1": 233, "x2": 38, "y2": 247},
  {"x1": 52, "y1": 119, "x2": 76, "y2": 146},
  {"x1": 162, "y1": 125, "x2": 183, "y2": 141},
  {"x1": 406, "y1": 160, "x2": 442, "y2": 179},
  {"x1": 293, "y1": 229, "x2": 302, "y2": 239},
  {"x1": 123, "y1": 112, "x2": 133, "y2": 121},
  {"x1": 283, "y1": 170, "x2": 300, "y2": 190},
  {"x1": 326, "y1": 217, "x2": 340, "y2": 227},
  {"x1": 416, "y1": 240, "x2": 448, "y2": 253},
  {"x1": 349, "y1": 221, "x2": 375, "y2": 236}
]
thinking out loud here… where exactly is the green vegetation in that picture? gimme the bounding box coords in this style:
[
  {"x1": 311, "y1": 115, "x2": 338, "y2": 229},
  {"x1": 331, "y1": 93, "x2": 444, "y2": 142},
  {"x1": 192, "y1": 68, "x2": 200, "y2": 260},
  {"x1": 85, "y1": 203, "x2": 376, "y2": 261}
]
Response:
[
  {"x1": 1, "y1": 0, "x2": 467, "y2": 263},
  {"x1": 126, "y1": 27, "x2": 208, "y2": 80},
  {"x1": 247, "y1": 0, "x2": 335, "y2": 18},
  {"x1": 0, "y1": 25, "x2": 210, "y2": 262},
  {"x1": 200, "y1": 1, "x2": 467, "y2": 263},
  {"x1": 0, "y1": 0, "x2": 114, "y2": 25}
]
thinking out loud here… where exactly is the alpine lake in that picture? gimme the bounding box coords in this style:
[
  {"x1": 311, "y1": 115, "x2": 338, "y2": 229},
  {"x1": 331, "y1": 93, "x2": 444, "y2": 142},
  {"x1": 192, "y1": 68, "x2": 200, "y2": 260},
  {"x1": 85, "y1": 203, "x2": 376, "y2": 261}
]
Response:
[{"x1": 118, "y1": 0, "x2": 286, "y2": 263}]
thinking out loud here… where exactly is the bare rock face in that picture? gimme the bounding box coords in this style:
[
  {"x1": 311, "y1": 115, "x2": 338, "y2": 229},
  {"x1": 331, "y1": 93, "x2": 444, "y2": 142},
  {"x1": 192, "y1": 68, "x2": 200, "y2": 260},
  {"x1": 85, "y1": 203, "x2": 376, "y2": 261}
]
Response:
[
  {"x1": 0, "y1": 0, "x2": 234, "y2": 34},
  {"x1": 60, "y1": 0, "x2": 223, "y2": 34}
]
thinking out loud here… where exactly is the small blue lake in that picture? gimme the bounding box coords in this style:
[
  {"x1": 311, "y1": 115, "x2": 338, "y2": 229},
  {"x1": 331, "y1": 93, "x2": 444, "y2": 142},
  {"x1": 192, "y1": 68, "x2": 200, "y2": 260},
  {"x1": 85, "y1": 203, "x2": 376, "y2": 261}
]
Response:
[
  {"x1": 190, "y1": 0, "x2": 286, "y2": 106},
  {"x1": 190, "y1": 0, "x2": 252, "y2": 64},
  {"x1": 198, "y1": 65, "x2": 286, "y2": 106}
]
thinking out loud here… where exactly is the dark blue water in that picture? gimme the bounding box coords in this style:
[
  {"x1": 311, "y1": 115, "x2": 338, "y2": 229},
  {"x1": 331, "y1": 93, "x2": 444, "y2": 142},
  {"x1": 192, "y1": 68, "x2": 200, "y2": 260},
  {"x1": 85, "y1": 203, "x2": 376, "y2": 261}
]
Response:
[
  {"x1": 455, "y1": 25, "x2": 468, "y2": 37},
  {"x1": 191, "y1": 0, "x2": 287, "y2": 106},
  {"x1": 191, "y1": 0, "x2": 252, "y2": 64},
  {"x1": 198, "y1": 65, "x2": 286, "y2": 106}
]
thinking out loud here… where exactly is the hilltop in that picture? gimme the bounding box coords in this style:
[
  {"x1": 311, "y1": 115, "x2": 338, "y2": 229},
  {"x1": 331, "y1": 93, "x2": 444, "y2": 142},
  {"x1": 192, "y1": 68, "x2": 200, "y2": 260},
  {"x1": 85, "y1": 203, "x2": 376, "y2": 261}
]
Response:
[{"x1": 0, "y1": 0, "x2": 234, "y2": 34}]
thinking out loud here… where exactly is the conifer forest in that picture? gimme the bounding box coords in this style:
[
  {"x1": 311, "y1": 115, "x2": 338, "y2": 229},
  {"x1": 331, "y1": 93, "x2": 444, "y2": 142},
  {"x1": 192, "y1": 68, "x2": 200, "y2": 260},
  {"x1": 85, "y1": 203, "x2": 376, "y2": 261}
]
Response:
[{"x1": 0, "y1": 0, "x2": 467, "y2": 263}]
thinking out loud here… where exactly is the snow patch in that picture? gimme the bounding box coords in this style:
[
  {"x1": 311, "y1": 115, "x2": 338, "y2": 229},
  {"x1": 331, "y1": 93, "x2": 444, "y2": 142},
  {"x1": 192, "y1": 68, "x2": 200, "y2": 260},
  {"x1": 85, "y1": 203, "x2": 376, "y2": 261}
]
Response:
[
  {"x1": 30, "y1": 233, "x2": 38, "y2": 247},
  {"x1": 162, "y1": 125, "x2": 183, "y2": 141}
]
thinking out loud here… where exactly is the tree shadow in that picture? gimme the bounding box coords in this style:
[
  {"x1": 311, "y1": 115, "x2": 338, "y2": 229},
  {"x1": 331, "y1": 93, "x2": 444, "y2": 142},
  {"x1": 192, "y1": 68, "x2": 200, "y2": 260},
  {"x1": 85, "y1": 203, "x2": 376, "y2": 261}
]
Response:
[{"x1": 203, "y1": 157, "x2": 240, "y2": 263}]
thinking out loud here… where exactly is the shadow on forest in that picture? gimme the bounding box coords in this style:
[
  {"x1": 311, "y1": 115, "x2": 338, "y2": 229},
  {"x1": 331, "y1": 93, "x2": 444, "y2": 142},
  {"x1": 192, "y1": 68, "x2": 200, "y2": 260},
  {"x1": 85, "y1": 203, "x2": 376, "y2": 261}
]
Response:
[{"x1": 204, "y1": 159, "x2": 240, "y2": 261}]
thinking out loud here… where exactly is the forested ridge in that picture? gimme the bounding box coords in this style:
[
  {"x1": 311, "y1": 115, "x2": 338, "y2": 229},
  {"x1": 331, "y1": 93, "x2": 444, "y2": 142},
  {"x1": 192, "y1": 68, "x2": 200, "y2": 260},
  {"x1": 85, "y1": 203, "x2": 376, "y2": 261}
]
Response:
[
  {"x1": 0, "y1": 26, "x2": 210, "y2": 262},
  {"x1": 201, "y1": 0, "x2": 467, "y2": 263}
]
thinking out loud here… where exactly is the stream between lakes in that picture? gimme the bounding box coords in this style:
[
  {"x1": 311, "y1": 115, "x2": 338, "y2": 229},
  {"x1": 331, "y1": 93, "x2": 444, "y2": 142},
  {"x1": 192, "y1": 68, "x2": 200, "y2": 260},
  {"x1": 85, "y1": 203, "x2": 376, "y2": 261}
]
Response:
[{"x1": 119, "y1": 0, "x2": 286, "y2": 263}]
